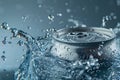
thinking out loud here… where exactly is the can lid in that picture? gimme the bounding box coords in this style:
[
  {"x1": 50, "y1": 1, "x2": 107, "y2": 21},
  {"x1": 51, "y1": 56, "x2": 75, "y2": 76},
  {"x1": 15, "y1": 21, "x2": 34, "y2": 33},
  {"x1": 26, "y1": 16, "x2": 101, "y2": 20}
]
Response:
[{"x1": 53, "y1": 27, "x2": 115, "y2": 46}]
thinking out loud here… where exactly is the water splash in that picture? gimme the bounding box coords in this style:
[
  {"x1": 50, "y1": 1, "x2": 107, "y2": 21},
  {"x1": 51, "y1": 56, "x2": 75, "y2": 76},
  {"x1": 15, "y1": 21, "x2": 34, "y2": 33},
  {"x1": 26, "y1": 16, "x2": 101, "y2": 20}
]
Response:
[
  {"x1": 0, "y1": 22, "x2": 120, "y2": 80},
  {"x1": 14, "y1": 27, "x2": 119, "y2": 80}
]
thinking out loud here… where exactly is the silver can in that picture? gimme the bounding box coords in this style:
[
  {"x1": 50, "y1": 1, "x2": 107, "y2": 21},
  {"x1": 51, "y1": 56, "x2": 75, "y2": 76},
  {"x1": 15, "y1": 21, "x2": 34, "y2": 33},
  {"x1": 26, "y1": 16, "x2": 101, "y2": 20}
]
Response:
[{"x1": 50, "y1": 27, "x2": 116, "y2": 68}]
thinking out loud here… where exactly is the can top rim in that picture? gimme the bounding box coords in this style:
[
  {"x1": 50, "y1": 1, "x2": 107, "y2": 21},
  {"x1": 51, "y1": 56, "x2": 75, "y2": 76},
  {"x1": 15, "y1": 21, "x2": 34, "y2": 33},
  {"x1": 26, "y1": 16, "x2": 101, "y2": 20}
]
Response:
[{"x1": 52, "y1": 27, "x2": 116, "y2": 44}]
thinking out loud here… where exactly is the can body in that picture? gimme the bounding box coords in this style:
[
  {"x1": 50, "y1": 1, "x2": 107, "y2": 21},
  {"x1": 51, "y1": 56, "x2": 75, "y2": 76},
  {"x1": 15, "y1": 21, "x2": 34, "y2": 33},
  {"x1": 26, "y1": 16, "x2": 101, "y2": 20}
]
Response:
[{"x1": 51, "y1": 27, "x2": 117, "y2": 68}]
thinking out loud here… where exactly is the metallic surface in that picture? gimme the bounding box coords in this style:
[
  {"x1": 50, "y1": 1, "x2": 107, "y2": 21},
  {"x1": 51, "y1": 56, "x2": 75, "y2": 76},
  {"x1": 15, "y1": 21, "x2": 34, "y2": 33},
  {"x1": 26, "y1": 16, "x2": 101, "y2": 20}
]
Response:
[{"x1": 51, "y1": 27, "x2": 116, "y2": 62}]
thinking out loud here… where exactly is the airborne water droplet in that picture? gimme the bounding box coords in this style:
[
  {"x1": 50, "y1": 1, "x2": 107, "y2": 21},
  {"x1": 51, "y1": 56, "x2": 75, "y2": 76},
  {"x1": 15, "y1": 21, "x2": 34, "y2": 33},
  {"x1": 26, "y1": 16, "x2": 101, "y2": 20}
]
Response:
[
  {"x1": 38, "y1": 4, "x2": 42, "y2": 8},
  {"x1": 27, "y1": 26, "x2": 31, "y2": 30},
  {"x1": 1, "y1": 22, "x2": 10, "y2": 30},
  {"x1": 68, "y1": 19, "x2": 79, "y2": 27},
  {"x1": 67, "y1": 47, "x2": 70, "y2": 51},
  {"x1": 2, "y1": 36, "x2": 7, "y2": 45},
  {"x1": 11, "y1": 29, "x2": 18, "y2": 37},
  {"x1": 65, "y1": 2, "x2": 68, "y2": 6},
  {"x1": 98, "y1": 52, "x2": 102, "y2": 56},
  {"x1": 48, "y1": 14, "x2": 54, "y2": 21},
  {"x1": 57, "y1": 13, "x2": 62, "y2": 17},
  {"x1": 66, "y1": 9, "x2": 71, "y2": 13},
  {"x1": 22, "y1": 15, "x2": 29, "y2": 22},
  {"x1": 17, "y1": 40, "x2": 24, "y2": 46},
  {"x1": 8, "y1": 41, "x2": 12, "y2": 44},
  {"x1": 1, "y1": 55, "x2": 6, "y2": 61},
  {"x1": 117, "y1": 0, "x2": 120, "y2": 6},
  {"x1": 2, "y1": 51, "x2": 5, "y2": 54},
  {"x1": 39, "y1": 19, "x2": 43, "y2": 22}
]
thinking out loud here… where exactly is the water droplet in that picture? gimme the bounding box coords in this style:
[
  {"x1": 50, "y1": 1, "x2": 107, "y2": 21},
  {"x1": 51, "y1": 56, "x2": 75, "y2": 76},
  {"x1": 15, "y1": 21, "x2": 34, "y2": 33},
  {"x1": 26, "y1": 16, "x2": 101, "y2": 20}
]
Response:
[
  {"x1": 117, "y1": 22, "x2": 120, "y2": 27},
  {"x1": 117, "y1": 0, "x2": 120, "y2": 6},
  {"x1": 66, "y1": 9, "x2": 71, "y2": 13},
  {"x1": 16, "y1": 59, "x2": 19, "y2": 62},
  {"x1": 68, "y1": 19, "x2": 79, "y2": 27},
  {"x1": 69, "y1": 32, "x2": 75, "y2": 35},
  {"x1": 27, "y1": 26, "x2": 31, "y2": 30},
  {"x1": 69, "y1": 52, "x2": 72, "y2": 56},
  {"x1": 3, "y1": 69, "x2": 7, "y2": 72},
  {"x1": 8, "y1": 41, "x2": 12, "y2": 44},
  {"x1": 48, "y1": 14, "x2": 54, "y2": 21},
  {"x1": 1, "y1": 22, "x2": 10, "y2": 30},
  {"x1": 82, "y1": 7, "x2": 86, "y2": 11},
  {"x1": 2, "y1": 51, "x2": 5, "y2": 54},
  {"x1": 54, "y1": 48, "x2": 57, "y2": 51},
  {"x1": 11, "y1": 28, "x2": 18, "y2": 37},
  {"x1": 89, "y1": 55, "x2": 94, "y2": 60},
  {"x1": 85, "y1": 66, "x2": 89, "y2": 69},
  {"x1": 98, "y1": 52, "x2": 102, "y2": 56},
  {"x1": 65, "y1": 2, "x2": 68, "y2": 6},
  {"x1": 38, "y1": 4, "x2": 42, "y2": 8},
  {"x1": 17, "y1": 40, "x2": 24, "y2": 46},
  {"x1": 57, "y1": 13, "x2": 62, "y2": 17},
  {"x1": 81, "y1": 24, "x2": 87, "y2": 27},
  {"x1": 22, "y1": 15, "x2": 29, "y2": 22},
  {"x1": 67, "y1": 48, "x2": 70, "y2": 51},
  {"x1": 39, "y1": 19, "x2": 43, "y2": 22},
  {"x1": 63, "y1": 46, "x2": 66, "y2": 49},
  {"x1": 1, "y1": 22, "x2": 8, "y2": 27},
  {"x1": 101, "y1": 41, "x2": 104, "y2": 44},
  {"x1": 102, "y1": 14, "x2": 117, "y2": 28},
  {"x1": 2, "y1": 36, "x2": 7, "y2": 45},
  {"x1": 1, "y1": 55, "x2": 6, "y2": 61}
]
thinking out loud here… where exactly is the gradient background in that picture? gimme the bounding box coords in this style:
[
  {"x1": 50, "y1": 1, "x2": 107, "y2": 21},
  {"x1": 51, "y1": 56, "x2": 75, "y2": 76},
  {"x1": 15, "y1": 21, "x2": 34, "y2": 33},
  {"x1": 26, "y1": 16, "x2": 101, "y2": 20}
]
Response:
[
  {"x1": 0, "y1": 0, "x2": 120, "y2": 80},
  {"x1": 0, "y1": 0, "x2": 120, "y2": 37}
]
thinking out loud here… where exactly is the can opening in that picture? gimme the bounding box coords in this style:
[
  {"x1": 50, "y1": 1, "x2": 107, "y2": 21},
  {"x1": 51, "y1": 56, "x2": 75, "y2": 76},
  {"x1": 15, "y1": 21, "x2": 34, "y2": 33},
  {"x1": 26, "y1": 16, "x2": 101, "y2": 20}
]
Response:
[{"x1": 53, "y1": 27, "x2": 116, "y2": 45}]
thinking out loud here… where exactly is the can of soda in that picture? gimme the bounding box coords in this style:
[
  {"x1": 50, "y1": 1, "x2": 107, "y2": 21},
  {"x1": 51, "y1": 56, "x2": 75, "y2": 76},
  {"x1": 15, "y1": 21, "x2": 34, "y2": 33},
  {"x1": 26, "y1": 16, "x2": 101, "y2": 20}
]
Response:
[{"x1": 50, "y1": 27, "x2": 116, "y2": 68}]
